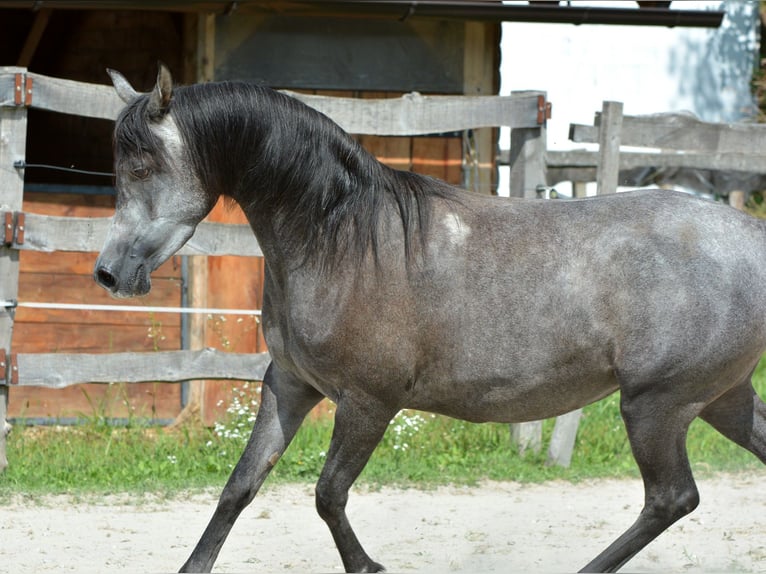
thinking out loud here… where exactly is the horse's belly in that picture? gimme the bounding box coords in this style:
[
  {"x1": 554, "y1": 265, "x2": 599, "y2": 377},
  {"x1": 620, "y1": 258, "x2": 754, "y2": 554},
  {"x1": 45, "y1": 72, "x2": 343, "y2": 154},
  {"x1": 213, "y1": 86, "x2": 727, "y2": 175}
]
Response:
[{"x1": 407, "y1": 359, "x2": 618, "y2": 424}]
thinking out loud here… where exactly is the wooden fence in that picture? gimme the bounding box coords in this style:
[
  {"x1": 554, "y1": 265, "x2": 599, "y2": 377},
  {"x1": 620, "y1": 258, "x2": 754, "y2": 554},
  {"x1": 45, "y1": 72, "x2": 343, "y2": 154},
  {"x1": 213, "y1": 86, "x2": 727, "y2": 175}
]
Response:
[
  {"x1": 534, "y1": 101, "x2": 766, "y2": 466},
  {"x1": 0, "y1": 67, "x2": 550, "y2": 470},
  {"x1": 547, "y1": 100, "x2": 766, "y2": 198},
  {"x1": 6, "y1": 72, "x2": 764, "y2": 474}
]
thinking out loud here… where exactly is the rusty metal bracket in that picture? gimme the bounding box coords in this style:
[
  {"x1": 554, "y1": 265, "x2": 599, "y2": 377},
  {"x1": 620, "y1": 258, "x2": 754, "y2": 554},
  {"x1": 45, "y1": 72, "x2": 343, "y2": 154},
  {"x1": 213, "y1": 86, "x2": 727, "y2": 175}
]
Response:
[
  {"x1": 0, "y1": 350, "x2": 18, "y2": 386},
  {"x1": 3, "y1": 212, "x2": 13, "y2": 245},
  {"x1": 537, "y1": 95, "x2": 552, "y2": 125},
  {"x1": 1, "y1": 212, "x2": 26, "y2": 247},
  {"x1": 14, "y1": 212, "x2": 25, "y2": 245},
  {"x1": 13, "y1": 73, "x2": 33, "y2": 107}
]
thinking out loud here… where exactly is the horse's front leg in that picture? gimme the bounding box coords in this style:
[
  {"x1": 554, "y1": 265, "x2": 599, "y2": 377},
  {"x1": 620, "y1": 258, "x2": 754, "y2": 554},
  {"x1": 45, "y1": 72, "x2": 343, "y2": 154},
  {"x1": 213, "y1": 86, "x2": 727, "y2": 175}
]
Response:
[
  {"x1": 315, "y1": 392, "x2": 397, "y2": 573},
  {"x1": 180, "y1": 363, "x2": 323, "y2": 573}
]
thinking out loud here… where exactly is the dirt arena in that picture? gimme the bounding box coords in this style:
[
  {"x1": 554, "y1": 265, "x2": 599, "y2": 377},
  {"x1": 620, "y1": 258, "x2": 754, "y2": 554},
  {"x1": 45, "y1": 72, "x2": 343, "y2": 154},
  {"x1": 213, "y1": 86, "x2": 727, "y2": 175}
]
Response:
[{"x1": 2, "y1": 473, "x2": 765, "y2": 573}]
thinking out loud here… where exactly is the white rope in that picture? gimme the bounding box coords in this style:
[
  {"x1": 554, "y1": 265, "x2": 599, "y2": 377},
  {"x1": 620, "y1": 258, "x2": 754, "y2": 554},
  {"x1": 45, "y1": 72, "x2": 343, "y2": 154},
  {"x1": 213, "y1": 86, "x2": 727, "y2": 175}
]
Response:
[{"x1": 0, "y1": 301, "x2": 261, "y2": 316}]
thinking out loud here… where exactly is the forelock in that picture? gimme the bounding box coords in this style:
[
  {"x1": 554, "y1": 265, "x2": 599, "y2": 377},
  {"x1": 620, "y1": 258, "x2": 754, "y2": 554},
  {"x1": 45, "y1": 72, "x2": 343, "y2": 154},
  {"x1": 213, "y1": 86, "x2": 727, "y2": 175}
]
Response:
[{"x1": 113, "y1": 95, "x2": 169, "y2": 165}]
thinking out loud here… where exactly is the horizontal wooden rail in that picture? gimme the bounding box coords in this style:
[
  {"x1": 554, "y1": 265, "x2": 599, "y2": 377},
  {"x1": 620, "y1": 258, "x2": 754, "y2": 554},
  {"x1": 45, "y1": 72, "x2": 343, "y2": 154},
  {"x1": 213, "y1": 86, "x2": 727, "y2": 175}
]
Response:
[
  {"x1": 7, "y1": 348, "x2": 271, "y2": 388},
  {"x1": 0, "y1": 69, "x2": 122, "y2": 120},
  {"x1": 546, "y1": 149, "x2": 766, "y2": 175},
  {"x1": 17, "y1": 213, "x2": 261, "y2": 256},
  {"x1": 1, "y1": 70, "x2": 547, "y2": 135},
  {"x1": 286, "y1": 90, "x2": 545, "y2": 135},
  {"x1": 570, "y1": 112, "x2": 766, "y2": 155}
]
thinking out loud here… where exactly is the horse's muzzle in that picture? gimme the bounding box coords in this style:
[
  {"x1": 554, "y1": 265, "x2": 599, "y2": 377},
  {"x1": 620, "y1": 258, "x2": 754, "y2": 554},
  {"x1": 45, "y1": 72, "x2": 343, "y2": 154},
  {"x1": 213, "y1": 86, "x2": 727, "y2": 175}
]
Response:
[{"x1": 93, "y1": 259, "x2": 151, "y2": 298}]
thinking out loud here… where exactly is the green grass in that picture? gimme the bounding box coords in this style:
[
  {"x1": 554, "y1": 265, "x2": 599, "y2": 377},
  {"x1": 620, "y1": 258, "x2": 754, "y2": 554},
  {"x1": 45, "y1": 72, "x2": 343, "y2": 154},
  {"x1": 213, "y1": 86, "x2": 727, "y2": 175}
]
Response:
[{"x1": 2, "y1": 359, "x2": 765, "y2": 496}]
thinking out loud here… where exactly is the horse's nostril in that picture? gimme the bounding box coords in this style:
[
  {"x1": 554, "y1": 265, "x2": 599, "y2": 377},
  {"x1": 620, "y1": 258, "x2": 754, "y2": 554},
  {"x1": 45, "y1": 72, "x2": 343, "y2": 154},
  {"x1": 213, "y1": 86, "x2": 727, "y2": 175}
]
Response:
[{"x1": 95, "y1": 267, "x2": 117, "y2": 290}]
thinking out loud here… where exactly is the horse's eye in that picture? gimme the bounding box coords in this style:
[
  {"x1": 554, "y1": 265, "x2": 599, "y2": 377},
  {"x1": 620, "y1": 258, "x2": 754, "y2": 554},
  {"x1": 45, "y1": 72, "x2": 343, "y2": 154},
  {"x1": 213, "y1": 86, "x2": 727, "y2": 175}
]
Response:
[{"x1": 131, "y1": 167, "x2": 151, "y2": 180}]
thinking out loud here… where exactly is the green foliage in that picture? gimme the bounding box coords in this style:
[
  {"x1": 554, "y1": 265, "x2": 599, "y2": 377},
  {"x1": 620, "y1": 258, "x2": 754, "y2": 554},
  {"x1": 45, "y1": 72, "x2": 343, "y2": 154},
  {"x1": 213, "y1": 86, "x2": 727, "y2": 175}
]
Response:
[{"x1": 3, "y1": 358, "x2": 766, "y2": 496}]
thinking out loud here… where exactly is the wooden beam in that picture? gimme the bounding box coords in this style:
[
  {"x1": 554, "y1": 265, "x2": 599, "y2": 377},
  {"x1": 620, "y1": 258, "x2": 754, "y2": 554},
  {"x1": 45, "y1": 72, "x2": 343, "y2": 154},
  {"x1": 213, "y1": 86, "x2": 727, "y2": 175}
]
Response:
[
  {"x1": 596, "y1": 101, "x2": 623, "y2": 195},
  {"x1": 17, "y1": 8, "x2": 52, "y2": 68},
  {"x1": 184, "y1": 12, "x2": 216, "y2": 423},
  {"x1": 15, "y1": 213, "x2": 261, "y2": 256},
  {"x1": 462, "y1": 21, "x2": 499, "y2": 194},
  {"x1": 15, "y1": 349, "x2": 271, "y2": 388},
  {"x1": 0, "y1": 67, "x2": 29, "y2": 472}
]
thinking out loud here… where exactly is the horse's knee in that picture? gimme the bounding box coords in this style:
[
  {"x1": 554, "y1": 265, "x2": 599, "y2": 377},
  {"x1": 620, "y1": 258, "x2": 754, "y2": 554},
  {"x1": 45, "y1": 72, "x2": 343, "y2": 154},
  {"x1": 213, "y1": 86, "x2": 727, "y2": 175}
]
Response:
[{"x1": 315, "y1": 479, "x2": 348, "y2": 525}]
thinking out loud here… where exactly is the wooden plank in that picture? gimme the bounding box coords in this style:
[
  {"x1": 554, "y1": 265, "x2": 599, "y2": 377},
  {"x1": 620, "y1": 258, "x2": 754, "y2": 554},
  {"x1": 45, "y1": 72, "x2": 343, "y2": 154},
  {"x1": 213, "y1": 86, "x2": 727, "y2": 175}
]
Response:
[
  {"x1": 0, "y1": 70, "x2": 544, "y2": 137},
  {"x1": 462, "y1": 20, "x2": 499, "y2": 195},
  {"x1": 184, "y1": 13, "x2": 217, "y2": 425},
  {"x1": 546, "y1": 150, "x2": 766, "y2": 184},
  {"x1": 546, "y1": 408, "x2": 582, "y2": 467},
  {"x1": 508, "y1": 91, "x2": 547, "y2": 198},
  {"x1": 510, "y1": 420, "x2": 542, "y2": 455},
  {"x1": 596, "y1": 101, "x2": 623, "y2": 195},
  {"x1": 411, "y1": 137, "x2": 463, "y2": 184},
  {"x1": 9, "y1": 381, "x2": 182, "y2": 420},
  {"x1": 571, "y1": 111, "x2": 766, "y2": 155},
  {"x1": 15, "y1": 273, "x2": 182, "y2": 326},
  {"x1": 16, "y1": 213, "x2": 262, "y2": 256},
  {"x1": 359, "y1": 134, "x2": 412, "y2": 171},
  {"x1": 14, "y1": 349, "x2": 271, "y2": 388},
  {"x1": 16, "y1": 8, "x2": 52, "y2": 68},
  {"x1": 0, "y1": 66, "x2": 28, "y2": 471},
  {"x1": 20, "y1": 250, "x2": 181, "y2": 278},
  {"x1": 13, "y1": 323, "x2": 181, "y2": 354},
  {"x1": 0, "y1": 71, "x2": 124, "y2": 120},
  {"x1": 23, "y1": 191, "x2": 114, "y2": 216},
  {"x1": 358, "y1": 91, "x2": 412, "y2": 173},
  {"x1": 549, "y1": 149, "x2": 766, "y2": 173},
  {"x1": 286, "y1": 90, "x2": 543, "y2": 135}
]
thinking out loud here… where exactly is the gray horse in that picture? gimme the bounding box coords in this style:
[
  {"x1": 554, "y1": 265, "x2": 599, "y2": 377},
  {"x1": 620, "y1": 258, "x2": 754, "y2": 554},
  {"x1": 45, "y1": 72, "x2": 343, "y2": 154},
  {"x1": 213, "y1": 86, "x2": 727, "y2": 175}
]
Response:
[{"x1": 94, "y1": 64, "x2": 766, "y2": 573}]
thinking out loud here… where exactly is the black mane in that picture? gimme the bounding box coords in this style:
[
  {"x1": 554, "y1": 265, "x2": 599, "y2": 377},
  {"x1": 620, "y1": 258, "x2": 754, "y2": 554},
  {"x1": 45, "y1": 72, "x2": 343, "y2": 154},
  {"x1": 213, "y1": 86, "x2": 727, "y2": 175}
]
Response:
[{"x1": 115, "y1": 81, "x2": 460, "y2": 269}]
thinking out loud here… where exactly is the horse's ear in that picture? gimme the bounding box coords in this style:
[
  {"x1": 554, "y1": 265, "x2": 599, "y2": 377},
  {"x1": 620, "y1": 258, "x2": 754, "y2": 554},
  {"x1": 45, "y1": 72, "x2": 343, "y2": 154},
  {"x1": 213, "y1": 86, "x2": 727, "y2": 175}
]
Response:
[
  {"x1": 147, "y1": 62, "x2": 173, "y2": 118},
  {"x1": 107, "y1": 68, "x2": 139, "y2": 104}
]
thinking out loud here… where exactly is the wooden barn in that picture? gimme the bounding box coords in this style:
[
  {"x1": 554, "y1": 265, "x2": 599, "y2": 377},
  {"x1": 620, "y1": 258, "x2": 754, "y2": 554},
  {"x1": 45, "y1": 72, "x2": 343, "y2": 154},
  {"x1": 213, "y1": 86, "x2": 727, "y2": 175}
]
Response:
[{"x1": 0, "y1": 1, "x2": 725, "y2": 426}]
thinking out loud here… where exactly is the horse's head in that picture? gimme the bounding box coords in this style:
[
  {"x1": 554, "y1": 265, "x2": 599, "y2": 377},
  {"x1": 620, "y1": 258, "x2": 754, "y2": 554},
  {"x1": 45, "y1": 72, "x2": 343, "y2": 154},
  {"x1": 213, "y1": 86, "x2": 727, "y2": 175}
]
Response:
[{"x1": 94, "y1": 64, "x2": 215, "y2": 298}]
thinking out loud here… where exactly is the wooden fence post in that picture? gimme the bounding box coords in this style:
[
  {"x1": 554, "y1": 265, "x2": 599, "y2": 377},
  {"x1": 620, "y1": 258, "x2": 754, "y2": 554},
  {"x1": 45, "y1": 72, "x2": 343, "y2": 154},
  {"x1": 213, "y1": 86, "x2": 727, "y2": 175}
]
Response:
[
  {"x1": 508, "y1": 90, "x2": 548, "y2": 198},
  {"x1": 729, "y1": 190, "x2": 746, "y2": 210},
  {"x1": 510, "y1": 420, "x2": 542, "y2": 455},
  {"x1": 0, "y1": 67, "x2": 29, "y2": 471},
  {"x1": 174, "y1": 13, "x2": 216, "y2": 426},
  {"x1": 546, "y1": 408, "x2": 582, "y2": 467},
  {"x1": 596, "y1": 101, "x2": 623, "y2": 195},
  {"x1": 508, "y1": 90, "x2": 548, "y2": 452}
]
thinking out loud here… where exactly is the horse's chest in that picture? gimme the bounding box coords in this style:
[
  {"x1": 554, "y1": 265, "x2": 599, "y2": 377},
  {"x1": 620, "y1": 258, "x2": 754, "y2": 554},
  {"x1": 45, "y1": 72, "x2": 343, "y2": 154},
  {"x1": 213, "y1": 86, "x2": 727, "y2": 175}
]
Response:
[{"x1": 262, "y1": 289, "x2": 357, "y2": 378}]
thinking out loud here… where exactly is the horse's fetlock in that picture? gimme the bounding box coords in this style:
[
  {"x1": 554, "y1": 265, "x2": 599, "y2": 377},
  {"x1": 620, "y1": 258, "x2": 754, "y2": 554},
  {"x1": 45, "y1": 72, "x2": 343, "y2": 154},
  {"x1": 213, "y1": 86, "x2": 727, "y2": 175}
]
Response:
[
  {"x1": 645, "y1": 486, "x2": 699, "y2": 524},
  {"x1": 677, "y1": 489, "x2": 700, "y2": 516}
]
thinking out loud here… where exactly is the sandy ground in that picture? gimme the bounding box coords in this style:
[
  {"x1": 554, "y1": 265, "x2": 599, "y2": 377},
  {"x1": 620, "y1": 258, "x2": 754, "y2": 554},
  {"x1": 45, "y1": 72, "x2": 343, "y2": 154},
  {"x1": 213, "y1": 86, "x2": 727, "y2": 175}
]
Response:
[{"x1": 2, "y1": 472, "x2": 765, "y2": 573}]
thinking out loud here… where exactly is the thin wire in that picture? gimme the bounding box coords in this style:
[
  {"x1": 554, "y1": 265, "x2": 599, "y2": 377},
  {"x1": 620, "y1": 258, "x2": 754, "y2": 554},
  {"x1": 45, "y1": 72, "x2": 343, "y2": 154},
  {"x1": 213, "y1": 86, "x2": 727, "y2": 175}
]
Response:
[
  {"x1": 0, "y1": 301, "x2": 261, "y2": 316},
  {"x1": 13, "y1": 161, "x2": 114, "y2": 178}
]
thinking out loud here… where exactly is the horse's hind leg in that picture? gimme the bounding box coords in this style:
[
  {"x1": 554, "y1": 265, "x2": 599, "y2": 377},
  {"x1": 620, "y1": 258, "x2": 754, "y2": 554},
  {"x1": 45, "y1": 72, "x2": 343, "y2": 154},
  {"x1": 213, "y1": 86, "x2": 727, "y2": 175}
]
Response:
[
  {"x1": 699, "y1": 377, "x2": 766, "y2": 464},
  {"x1": 580, "y1": 389, "x2": 700, "y2": 573},
  {"x1": 180, "y1": 363, "x2": 323, "y2": 573},
  {"x1": 315, "y1": 393, "x2": 396, "y2": 573}
]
